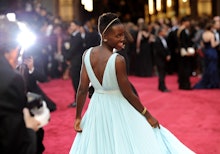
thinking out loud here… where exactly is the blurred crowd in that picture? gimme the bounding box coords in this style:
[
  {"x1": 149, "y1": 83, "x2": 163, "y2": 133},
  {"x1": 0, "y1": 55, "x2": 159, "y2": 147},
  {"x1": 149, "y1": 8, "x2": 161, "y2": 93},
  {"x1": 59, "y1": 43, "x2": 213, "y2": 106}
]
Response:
[
  {"x1": 1, "y1": 1, "x2": 220, "y2": 154},
  {"x1": 123, "y1": 15, "x2": 220, "y2": 90},
  {"x1": 12, "y1": 2, "x2": 220, "y2": 93}
]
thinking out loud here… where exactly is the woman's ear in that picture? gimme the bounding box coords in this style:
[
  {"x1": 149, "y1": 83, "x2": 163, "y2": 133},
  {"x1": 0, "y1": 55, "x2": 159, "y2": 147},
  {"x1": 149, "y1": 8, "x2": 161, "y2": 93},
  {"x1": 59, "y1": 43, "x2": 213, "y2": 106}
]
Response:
[{"x1": 102, "y1": 33, "x2": 108, "y2": 42}]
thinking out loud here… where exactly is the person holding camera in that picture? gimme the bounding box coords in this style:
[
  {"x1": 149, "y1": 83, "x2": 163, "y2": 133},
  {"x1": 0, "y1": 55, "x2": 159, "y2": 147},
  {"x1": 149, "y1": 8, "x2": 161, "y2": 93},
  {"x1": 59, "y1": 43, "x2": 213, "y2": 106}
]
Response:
[
  {"x1": 19, "y1": 49, "x2": 57, "y2": 112},
  {"x1": 17, "y1": 55, "x2": 51, "y2": 154},
  {"x1": 0, "y1": 17, "x2": 40, "y2": 154}
]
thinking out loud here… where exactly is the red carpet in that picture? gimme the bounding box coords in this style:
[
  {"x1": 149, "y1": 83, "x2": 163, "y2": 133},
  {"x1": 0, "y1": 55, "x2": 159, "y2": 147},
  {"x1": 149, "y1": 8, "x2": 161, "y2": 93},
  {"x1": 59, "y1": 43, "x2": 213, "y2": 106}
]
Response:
[{"x1": 39, "y1": 75, "x2": 220, "y2": 154}]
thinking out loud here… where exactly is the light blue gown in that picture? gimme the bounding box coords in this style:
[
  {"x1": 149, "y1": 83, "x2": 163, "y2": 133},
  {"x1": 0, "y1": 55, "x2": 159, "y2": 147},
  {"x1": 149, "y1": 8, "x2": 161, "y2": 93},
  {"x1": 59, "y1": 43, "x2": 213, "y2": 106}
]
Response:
[{"x1": 69, "y1": 48, "x2": 195, "y2": 154}]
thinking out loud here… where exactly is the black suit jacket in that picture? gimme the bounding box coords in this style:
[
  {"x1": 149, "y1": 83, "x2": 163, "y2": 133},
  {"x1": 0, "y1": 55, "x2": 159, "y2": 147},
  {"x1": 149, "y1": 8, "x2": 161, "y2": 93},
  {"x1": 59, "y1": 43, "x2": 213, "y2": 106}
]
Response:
[
  {"x1": 217, "y1": 30, "x2": 220, "y2": 51},
  {"x1": 178, "y1": 29, "x2": 193, "y2": 51},
  {"x1": 85, "y1": 30, "x2": 100, "y2": 49},
  {"x1": 153, "y1": 36, "x2": 170, "y2": 68},
  {"x1": 67, "y1": 32, "x2": 86, "y2": 66},
  {"x1": 18, "y1": 55, "x2": 56, "y2": 111},
  {"x1": 0, "y1": 56, "x2": 36, "y2": 154},
  {"x1": 67, "y1": 30, "x2": 100, "y2": 77}
]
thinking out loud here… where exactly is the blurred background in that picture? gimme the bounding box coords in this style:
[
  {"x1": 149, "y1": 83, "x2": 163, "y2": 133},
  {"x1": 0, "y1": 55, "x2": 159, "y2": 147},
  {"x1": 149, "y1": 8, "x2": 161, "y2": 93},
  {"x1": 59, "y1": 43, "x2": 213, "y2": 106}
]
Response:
[{"x1": 0, "y1": 0, "x2": 220, "y2": 23}]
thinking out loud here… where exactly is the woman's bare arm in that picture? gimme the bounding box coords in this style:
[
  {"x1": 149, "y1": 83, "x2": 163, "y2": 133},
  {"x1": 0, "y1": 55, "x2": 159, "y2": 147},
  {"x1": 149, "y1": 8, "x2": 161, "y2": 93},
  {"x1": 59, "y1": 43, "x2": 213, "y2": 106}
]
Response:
[
  {"x1": 210, "y1": 33, "x2": 220, "y2": 48},
  {"x1": 74, "y1": 52, "x2": 90, "y2": 132},
  {"x1": 115, "y1": 55, "x2": 159, "y2": 128},
  {"x1": 75, "y1": 53, "x2": 90, "y2": 119}
]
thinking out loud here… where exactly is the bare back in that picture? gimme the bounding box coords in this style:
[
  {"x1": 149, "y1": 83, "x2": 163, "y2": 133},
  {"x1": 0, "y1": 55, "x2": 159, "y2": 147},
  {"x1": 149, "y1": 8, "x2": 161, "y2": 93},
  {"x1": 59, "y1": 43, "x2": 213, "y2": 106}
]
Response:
[
  {"x1": 89, "y1": 46, "x2": 114, "y2": 86},
  {"x1": 202, "y1": 30, "x2": 214, "y2": 42},
  {"x1": 202, "y1": 30, "x2": 219, "y2": 48}
]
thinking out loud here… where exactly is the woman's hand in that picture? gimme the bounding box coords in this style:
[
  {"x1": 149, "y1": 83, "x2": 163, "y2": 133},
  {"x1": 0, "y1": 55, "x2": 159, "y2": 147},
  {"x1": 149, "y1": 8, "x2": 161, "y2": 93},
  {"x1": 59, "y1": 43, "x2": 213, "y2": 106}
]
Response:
[
  {"x1": 146, "y1": 114, "x2": 160, "y2": 129},
  {"x1": 74, "y1": 118, "x2": 82, "y2": 132}
]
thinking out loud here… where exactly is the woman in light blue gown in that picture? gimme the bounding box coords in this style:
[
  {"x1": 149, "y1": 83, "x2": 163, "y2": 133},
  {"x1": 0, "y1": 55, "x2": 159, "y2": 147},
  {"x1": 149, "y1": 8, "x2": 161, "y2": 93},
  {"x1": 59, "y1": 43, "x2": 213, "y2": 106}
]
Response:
[{"x1": 69, "y1": 13, "x2": 195, "y2": 154}]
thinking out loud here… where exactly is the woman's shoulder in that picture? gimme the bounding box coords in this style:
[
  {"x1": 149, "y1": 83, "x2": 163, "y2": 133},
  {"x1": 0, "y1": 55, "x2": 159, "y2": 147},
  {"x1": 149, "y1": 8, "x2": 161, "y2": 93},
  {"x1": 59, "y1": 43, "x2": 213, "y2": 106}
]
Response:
[
  {"x1": 203, "y1": 31, "x2": 214, "y2": 39},
  {"x1": 83, "y1": 46, "x2": 99, "y2": 56},
  {"x1": 203, "y1": 30, "x2": 214, "y2": 35},
  {"x1": 88, "y1": 46, "x2": 102, "y2": 54},
  {"x1": 115, "y1": 54, "x2": 126, "y2": 67}
]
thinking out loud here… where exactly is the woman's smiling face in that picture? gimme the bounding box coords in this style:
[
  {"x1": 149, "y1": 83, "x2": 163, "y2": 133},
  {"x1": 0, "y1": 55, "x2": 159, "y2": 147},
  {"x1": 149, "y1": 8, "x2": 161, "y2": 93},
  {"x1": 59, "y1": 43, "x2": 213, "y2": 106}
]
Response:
[{"x1": 105, "y1": 24, "x2": 125, "y2": 50}]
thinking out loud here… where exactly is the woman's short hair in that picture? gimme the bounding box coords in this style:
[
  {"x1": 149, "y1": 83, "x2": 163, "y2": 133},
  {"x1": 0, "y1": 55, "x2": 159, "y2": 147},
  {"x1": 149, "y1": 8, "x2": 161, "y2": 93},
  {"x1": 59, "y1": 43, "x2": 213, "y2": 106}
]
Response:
[
  {"x1": 205, "y1": 20, "x2": 215, "y2": 30},
  {"x1": 98, "y1": 12, "x2": 121, "y2": 35}
]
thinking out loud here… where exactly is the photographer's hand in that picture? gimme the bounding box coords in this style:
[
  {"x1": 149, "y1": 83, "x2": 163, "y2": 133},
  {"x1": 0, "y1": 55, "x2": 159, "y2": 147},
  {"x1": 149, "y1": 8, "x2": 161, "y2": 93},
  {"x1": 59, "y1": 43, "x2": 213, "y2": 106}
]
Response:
[
  {"x1": 23, "y1": 56, "x2": 34, "y2": 73},
  {"x1": 23, "y1": 108, "x2": 40, "y2": 131}
]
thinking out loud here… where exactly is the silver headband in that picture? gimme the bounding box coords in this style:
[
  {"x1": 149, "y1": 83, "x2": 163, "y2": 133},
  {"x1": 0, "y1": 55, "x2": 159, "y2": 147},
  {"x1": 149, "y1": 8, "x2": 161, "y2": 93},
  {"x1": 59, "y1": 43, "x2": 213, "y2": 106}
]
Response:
[{"x1": 102, "y1": 18, "x2": 119, "y2": 35}]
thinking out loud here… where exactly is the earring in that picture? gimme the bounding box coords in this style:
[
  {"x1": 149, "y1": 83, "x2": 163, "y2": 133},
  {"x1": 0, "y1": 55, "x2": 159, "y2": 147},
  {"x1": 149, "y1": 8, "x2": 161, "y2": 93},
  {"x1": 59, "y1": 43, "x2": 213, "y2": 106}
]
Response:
[{"x1": 103, "y1": 39, "x2": 107, "y2": 42}]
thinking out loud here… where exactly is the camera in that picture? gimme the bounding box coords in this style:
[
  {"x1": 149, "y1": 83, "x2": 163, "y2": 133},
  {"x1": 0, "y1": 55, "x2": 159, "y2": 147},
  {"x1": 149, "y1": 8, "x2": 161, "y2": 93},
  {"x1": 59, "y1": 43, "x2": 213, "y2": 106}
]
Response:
[
  {"x1": 26, "y1": 92, "x2": 50, "y2": 128},
  {"x1": 26, "y1": 92, "x2": 43, "y2": 110}
]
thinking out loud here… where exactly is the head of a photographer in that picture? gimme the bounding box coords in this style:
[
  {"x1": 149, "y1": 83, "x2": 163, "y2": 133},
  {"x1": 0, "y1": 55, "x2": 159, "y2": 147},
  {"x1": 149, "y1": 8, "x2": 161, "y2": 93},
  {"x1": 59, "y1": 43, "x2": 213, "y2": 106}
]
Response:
[
  {"x1": 0, "y1": 17, "x2": 21, "y2": 69},
  {"x1": 0, "y1": 16, "x2": 40, "y2": 142}
]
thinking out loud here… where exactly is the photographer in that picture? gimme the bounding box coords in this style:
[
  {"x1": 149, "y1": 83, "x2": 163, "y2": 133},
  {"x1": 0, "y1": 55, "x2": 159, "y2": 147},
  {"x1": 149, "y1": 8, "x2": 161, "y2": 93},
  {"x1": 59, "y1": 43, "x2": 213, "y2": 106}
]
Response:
[
  {"x1": 19, "y1": 49, "x2": 57, "y2": 112},
  {"x1": 0, "y1": 17, "x2": 40, "y2": 154},
  {"x1": 18, "y1": 46, "x2": 53, "y2": 154}
]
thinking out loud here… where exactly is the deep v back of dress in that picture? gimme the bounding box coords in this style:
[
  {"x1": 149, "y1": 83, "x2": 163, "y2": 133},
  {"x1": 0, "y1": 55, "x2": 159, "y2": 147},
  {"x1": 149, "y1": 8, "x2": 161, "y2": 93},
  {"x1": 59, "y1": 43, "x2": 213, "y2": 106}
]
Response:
[{"x1": 84, "y1": 48, "x2": 119, "y2": 91}]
